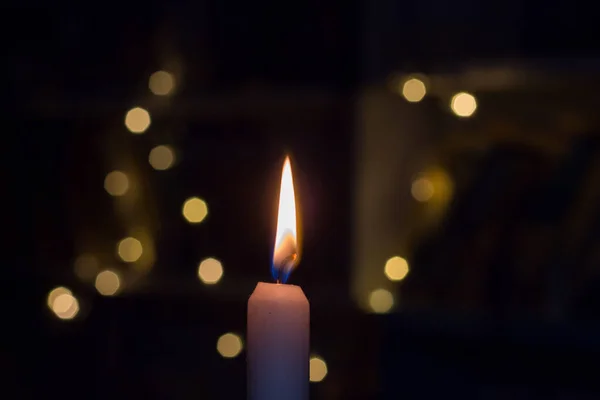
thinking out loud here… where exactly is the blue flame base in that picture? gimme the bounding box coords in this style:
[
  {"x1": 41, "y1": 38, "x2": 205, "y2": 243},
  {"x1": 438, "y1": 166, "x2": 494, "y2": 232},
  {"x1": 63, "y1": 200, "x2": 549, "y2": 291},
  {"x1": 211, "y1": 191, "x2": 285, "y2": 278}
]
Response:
[{"x1": 271, "y1": 263, "x2": 293, "y2": 284}]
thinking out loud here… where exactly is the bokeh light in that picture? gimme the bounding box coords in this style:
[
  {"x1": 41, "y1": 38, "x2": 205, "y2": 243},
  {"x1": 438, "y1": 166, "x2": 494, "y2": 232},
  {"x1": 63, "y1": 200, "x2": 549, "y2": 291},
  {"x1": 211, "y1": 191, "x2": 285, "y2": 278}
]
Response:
[
  {"x1": 384, "y1": 256, "x2": 409, "y2": 281},
  {"x1": 402, "y1": 78, "x2": 426, "y2": 102},
  {"x1": 450, "y1": 92, "x2": 477, "y2": 117},
  {"x1": 125, "y1": 107, "x2": 151, "y2": 134},
  {"x1": 104, "y1": 171, "x2": 129, "y2": 196},
  {"x1": 412, "y1": 167, "x2": 454, "y2": 219},
  {"x1": 74, "y1": 254, "x2": 99, "y2": 282},
  {"x1": 52, "y1": 293, "x2": 80, "y2": 320},
  {"x1": 95, "y1": 269, "x2": 121, "y2": 296},
  {"x1": 117, "y1": 237, "x2": 143, "y2": 262},
  {"x1": 148, "y1": 70, "x2": 175, "y2": 96},
  {"x1": 217, "y1": 333, "x2": 243, "y2": 358},
  {"x1": 369, "y1": 288, "x2": 394, "y2": 314},
  {"x1": 182, "y1": 197, "x2": 208, "y2": 224},
  {"x1": 198, "y1": 257, "x2": 223, "y2": 284},
  {"x1": 47, "y1": 286, "x2": 72, "y2": 309},
  {"x1": 411, "y1": 177, "x2": 435, "y2": 202},
  {"x1": 309, "y1": 356, "x2": 328, "y2": 383},
  {"x1": 149, "y1": 145, "x2": 175, "y2": 170}
]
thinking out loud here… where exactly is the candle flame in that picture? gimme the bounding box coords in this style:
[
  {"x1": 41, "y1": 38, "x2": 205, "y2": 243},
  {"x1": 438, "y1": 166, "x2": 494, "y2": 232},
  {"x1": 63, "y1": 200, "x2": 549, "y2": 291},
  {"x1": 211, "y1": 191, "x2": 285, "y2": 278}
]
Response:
[{"x1": 272, "y1": 156, "x2": 299, "y2": 283}]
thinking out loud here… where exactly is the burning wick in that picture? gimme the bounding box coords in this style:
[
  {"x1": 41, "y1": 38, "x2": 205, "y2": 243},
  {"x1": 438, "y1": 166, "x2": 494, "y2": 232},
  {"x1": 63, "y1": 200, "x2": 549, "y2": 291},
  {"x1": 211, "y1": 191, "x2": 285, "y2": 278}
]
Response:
[
  {"x1": 275, "y1": 253, "x2": 298, "y2": 284},
  {"x1": 272, "y1": 228, "x2": 298, "y2": 284}
]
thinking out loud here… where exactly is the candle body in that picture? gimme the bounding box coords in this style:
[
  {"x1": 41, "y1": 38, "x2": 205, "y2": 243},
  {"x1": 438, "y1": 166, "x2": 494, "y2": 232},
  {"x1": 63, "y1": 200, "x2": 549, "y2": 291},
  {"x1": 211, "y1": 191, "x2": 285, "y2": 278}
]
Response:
[{"x1": 247, "y1": 282, "x2": 309, "y2": 400}]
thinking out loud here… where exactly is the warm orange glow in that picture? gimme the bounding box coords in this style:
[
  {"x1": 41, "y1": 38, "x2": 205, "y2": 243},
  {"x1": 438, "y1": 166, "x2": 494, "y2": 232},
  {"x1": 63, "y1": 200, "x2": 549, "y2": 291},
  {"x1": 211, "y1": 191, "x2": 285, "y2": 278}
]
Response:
[{"x1": 272, "y1": 156, "x2": 299, "y2": 283}]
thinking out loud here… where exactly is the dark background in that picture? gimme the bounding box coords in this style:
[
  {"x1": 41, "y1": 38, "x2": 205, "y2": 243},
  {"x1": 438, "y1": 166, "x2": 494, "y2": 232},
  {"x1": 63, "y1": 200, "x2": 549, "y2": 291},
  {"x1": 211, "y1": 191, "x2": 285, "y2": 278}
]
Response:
[{"x1": 7, "y1": 2, "x2": 600, "y2": 399}]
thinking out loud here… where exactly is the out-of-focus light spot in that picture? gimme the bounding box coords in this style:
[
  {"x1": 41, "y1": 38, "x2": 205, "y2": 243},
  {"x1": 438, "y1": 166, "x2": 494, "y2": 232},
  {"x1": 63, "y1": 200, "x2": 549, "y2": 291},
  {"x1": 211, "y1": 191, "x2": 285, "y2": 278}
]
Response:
[
  {"x1": 125, "y1": 107, "x2": 151, "y2": 134},
  {"x1": 182, "y1": 197, "x2": 208, "y2": 224},
  {"x1": 117, "y1": 237, "x2": 143, "y2": 262},
  {"x1": 384, "y1": 256, "x2": 409, "y2": 281},
  {"x1": 149, "y1": 70, "x2": 175, "y2": 96},
  {"x1": 47, "y1": 286, "x2": 72, "y2": 310},
  {"x1": 104, "y1": 171, "x2": 129, "y2": 196},
  {"x1": 198, "y1": 257, "x2": 223, "y2": 284},
  {"x1": 309, "y1": 356, "x2": 328, "y2": 382},
  {"x1": 402, "y1": 78, "x2": 426, "y2": 102},
  {"x1": 125, "y1": 227, "x2": 155, "y2": 273},
  {"x1": 74, "y1": 254, "x2": 99, "y2": 282},
  {"x1": 412, "y1": 167, "x2": 454, "y2": 219},
  {"x1": 217, "y1": 333, "x2": 243, "y2": 358},
  {"x1": 411, "y1": 177, "x2": 434, "y2": 202},
  {"x1": 450, "y1": 92, "x2": 477, "y2": 117},
  {"x1": 52, "y1": 293, "x2": 80, "y2": 320},
  {"x1": 149, "y1": 145, "x2": 175, "y2": 170},
  {"x1": 95, "y1": 270, "x2": 121, "y2": 296},
  {"x1": 369, "y1": 288, "x2": 394, "y2": 314}
]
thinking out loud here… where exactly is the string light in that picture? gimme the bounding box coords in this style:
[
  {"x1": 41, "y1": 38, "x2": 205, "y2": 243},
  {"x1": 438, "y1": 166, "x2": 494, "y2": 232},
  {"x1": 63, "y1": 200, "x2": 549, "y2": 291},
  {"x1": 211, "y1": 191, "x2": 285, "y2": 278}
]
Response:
[
  {"x1": 402, "y1": 78, "x2": 427, "y2": 102},
  {"x1": 117, "y1": 237, "x2": 143, "y2": 262},
  {"x1": 411, "y1": 167, "x2": 454, "y2": 211},
  {"x1": 51, "y1": 292, "x2": 80, "y2": 320},
  {"x1": 309, "y1": 356, "x2": 328, "y2": 382},
  {"x1": 47, "y1": 286, "x2": 72, "y2": 310},
  {"x1": 198, "y1": 258, "x2": 224, "y2": 284},
  {"x1": 149, "y1": 145, "x2": 175, "y2": 170},
  {"x1": 450, "y1": 92, "x2": 477, "y2": 117},
  {"x1": 217, "y1": 333, "x2": 243, "y2": 358},
  {"x1": 411, "y1": 177, "x2": 434, "y2": 202},
  {"x1": 95, "y1": 270, "x2": 121, "y2": 296},
  {"x1": 182, "y1": 197, "x2": 208, "y2": 224},
  {"x1": 368, "y1": 288, "x2": 394, "y2": 314},
  {"x1": 104, "y1": 171, "x2": 129, "y2": 196},
  {"x1": 125, "y1": 107, "x2": 151, "y2": 134},
  {"x1": 384, "y1": 256, "x2": 409, "y2": 281},
  {"x1": 149, "y1": 71, "x2": 175, "y2": 96}
]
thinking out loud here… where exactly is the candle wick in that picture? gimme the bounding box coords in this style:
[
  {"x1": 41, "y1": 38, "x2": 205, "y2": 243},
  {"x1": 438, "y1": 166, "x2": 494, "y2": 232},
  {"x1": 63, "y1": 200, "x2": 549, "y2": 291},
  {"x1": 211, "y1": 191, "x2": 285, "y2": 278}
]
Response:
[{"x1": 273, "y1": 253, "x2": 298, "y2": 285}]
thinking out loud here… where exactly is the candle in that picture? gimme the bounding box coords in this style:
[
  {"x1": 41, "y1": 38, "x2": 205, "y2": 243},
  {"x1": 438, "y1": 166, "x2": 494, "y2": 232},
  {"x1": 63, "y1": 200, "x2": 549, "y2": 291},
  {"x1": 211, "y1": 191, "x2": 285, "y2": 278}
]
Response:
[{"x1": 247, "y1": 156, "x2": 309, "y2": 400}]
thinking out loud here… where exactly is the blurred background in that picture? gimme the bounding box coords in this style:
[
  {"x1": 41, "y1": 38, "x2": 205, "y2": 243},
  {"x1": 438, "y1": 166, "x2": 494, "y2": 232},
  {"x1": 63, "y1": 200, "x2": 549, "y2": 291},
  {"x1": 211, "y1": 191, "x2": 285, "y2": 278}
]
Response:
[{"x1": 8, "y1": 2, "x2": 600, "y2": 399}]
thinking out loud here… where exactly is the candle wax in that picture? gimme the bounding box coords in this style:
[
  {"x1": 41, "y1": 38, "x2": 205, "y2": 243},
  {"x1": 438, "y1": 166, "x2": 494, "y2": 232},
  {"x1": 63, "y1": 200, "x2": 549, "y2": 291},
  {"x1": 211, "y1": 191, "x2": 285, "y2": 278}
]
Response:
[{"x1": 247, "y1": 282, "x2": 309, "y2": 400}]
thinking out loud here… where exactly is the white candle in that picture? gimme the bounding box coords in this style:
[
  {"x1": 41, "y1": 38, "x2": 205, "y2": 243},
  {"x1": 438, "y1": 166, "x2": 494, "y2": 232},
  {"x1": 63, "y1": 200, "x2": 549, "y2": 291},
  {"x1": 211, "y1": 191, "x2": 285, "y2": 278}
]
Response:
[
  {"x1": 247, "y1": 156, "x2": 309, "y2": 400},
  {"x1": 248, "y1": 282, "x2": 309, "y2": 399}
]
